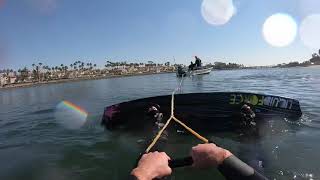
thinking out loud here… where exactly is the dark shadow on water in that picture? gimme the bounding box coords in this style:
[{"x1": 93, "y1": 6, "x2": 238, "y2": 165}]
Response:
[{"x1": 28, "y1": 108, "x2": 56, "y2": 115}]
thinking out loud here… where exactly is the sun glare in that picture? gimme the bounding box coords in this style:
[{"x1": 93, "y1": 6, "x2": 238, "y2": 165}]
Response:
[{"x1": 262, "y1": 13, "x2": 297, "y2": 47}]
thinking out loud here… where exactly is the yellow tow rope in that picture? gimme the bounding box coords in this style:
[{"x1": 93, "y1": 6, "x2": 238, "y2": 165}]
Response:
[{"x1": 145, "y1": 78, "x2": 209, "y2": 153}]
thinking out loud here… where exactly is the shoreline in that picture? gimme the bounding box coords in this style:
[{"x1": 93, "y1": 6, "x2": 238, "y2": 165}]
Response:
[
  {"x1": 0, "y1": 71, "x2": 175, "y2": 90},
  {"x1": 1, "y1": 65, "x2": 319, "y2": 90}
]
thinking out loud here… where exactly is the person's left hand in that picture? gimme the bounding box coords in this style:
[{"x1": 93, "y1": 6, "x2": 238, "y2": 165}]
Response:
[{"x1": 131, "y1": 151, "x2": 172, "y2": 180}]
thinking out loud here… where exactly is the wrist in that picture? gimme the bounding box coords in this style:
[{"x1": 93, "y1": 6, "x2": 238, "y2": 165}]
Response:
[
  {"x1": 219, "y1": 149, "x2": 233, "y2": 165},
  {"x1": 131, "y1": 167, "x2": 153, "y2": 180}
]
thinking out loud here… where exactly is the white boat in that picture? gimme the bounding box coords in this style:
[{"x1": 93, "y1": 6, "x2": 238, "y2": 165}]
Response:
[
  {"x1": 176, "y1": 66, "x2": 212, "y2": 77},
  {"x1": 189, "y1": 66, "x2": 212, "y2": 76}
]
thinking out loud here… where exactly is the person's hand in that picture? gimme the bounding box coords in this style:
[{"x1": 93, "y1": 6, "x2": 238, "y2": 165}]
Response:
[
  {"x1": 191, "y1": 143, "x2": 233, "y2": 169},
  {"x1": 131, "y1": 151, "x2": 172, "y2": 180}
]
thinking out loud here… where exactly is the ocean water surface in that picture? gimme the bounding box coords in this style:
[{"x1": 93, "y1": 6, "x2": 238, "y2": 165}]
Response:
[{"x1": 1, "y1": 67, "x2": 320, "y2": 180}]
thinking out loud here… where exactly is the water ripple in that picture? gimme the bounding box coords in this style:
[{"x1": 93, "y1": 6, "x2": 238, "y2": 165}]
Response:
[{"x1": 1, "y1": 67, "x2": 320, "y2": 179}]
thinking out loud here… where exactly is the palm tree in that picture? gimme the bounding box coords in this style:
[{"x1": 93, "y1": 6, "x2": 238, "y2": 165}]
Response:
[
  {"x1": 106, "y1": 61, "x2": 113, "y2": 67},
  {"x1": 19, "y1": 67, "x2": 29, "y2": 81}
]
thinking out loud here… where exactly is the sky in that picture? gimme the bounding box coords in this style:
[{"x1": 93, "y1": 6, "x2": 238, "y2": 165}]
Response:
[{"x1": 0, "y1": 0, "x2": 320, "y2": 69}]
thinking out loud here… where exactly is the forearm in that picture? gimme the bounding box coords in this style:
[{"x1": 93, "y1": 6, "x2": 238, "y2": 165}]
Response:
[{"x1": 218, "y1": 155, "x2": 268, "y2": 180}]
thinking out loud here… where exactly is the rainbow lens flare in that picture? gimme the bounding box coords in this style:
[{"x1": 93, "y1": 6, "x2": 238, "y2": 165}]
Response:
[
  {"x1": 55, "y1": 100, "x2": 88, "y2": 129},
  {"x1": 61, "y1": 100, "x2": 88, "y2": 117}
]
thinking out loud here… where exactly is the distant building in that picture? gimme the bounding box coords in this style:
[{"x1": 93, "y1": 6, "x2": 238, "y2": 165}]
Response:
[
  {"x1": 0, "y1": 74, "x2": 8, "y2": 86},
  {"x1": 105, "y1": 66, "x2": 113, "y2": 70},
  {"x1": 8, "y1": 72, "x2": 16, "y2": 77},
  {"x1": 9, "y1": 76, "x2": 17, "y2": 84}
]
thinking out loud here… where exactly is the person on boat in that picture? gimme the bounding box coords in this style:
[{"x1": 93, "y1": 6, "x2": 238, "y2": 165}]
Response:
[
  {"x1": 131, "y1": 143, "x2": 268, "y2": 180},
  {"x1": 188, "y1": 61, "x2": 195, "y2": 70},
  {"x1": 195, "y1": 56, "x2": 202, "y2": 68}
]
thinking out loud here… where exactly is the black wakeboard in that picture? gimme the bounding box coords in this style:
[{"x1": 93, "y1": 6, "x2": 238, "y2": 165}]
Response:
[{"x1": 101, "y1": 92, "x2": 302, "y2": 132}]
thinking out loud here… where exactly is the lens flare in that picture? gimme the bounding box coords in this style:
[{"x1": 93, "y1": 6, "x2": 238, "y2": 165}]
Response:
[
  {"x1": 299, "y1": 14, "x2": 320, "y2": 50},
  {"x1": 201, "y1": 0, "x2": 236, "y2": 26},
  {"x1": 262, "y1": 13, "x2": 297, "y2": 47},
  {"x1": 55, "y1": 100, "x2": 88, "y2": 129}
]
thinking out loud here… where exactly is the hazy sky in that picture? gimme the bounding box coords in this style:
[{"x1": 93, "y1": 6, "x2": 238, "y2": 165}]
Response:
[{"x1": 1, "y1": 0, "x2": 320, "y2": 69}]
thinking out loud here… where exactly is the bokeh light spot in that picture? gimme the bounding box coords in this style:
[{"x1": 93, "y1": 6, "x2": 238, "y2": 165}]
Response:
[
  {"x1": 262, "y1": 13, "x2": 297, "y2": 47},
  {"x1": 300, "y1": 14, "x2": 320, "y2": 50},
  {"x1": 201, "y1": 0, "x2": 236, "y2": 26}
]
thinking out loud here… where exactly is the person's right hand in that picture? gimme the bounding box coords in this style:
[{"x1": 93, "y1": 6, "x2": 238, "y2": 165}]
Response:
[
  {"x1": 131, "y1": 151, "x2": 172, "y2": 180},
  {"x1": 191, "y1": 143, "x2": 233, "y2": 169}
]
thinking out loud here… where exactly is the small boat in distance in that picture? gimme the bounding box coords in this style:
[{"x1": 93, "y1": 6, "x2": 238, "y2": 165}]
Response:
[
  {"x1": 189, "y1": 66, "x2": 212, "y2": 76},
  {"x1": 176, "y1": 56, "x2": 213, "y2": 77},
  {"x1": 176, "y1": 65, "x2": 212, "y2": 77}
]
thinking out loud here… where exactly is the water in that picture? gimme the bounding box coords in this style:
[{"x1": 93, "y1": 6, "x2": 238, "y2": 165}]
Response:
[{"x1": 0, "y1": 67, "x2": 320, "y2": 180}]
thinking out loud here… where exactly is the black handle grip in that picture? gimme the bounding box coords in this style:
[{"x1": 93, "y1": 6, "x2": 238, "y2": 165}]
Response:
[
  {"x1": 168, "y1": 156, "x2": 193, "y2": 168},
  {"x1": 136, "y1": 141, "x2": 215, "y2": 169},
  {"x1": 167, "y1": 141, "x2": 216, "y2": 168}
]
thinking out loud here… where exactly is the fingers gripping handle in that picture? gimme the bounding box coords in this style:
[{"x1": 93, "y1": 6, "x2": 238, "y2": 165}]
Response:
[
  {"x1": 136, "y1": 154, "x2": 193, "y2": 169},
  {"x1": 168, "y1": 140, "x2": 215, "y2": 168},
  {"x1": 136, "y1": 141, "x2": 215, "y2": 169}
]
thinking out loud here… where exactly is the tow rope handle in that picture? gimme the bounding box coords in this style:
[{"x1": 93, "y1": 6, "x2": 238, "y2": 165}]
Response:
[
  {"x1": 137, "y1": 140, "x2": 215, "y2": 169},
  {"x1": 135, "y1": 154, "x2": 193, "y2": 169},
  {"x1": 169, "y1": 156, "x2": 193, "y2": 168},
  {"x1": 168, "y1": 140, "x2": 215, "y2": 168}
]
